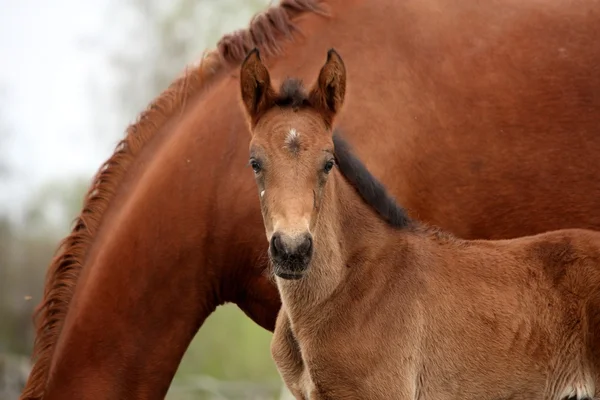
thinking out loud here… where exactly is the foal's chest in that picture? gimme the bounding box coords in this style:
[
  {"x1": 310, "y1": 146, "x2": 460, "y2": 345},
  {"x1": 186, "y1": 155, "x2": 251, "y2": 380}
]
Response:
[
  {"x1": 296, "y1": 320, "x2": 423, "y2": 399},
  {"x1": 300, "y1": 344, "x2": 420, "y2": 399}
]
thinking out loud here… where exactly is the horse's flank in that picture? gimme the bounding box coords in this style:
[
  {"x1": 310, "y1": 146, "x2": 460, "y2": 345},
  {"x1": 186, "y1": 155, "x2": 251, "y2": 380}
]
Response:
[{"x1": 21, "y1": 1, "x2": 326, "y2": 398}]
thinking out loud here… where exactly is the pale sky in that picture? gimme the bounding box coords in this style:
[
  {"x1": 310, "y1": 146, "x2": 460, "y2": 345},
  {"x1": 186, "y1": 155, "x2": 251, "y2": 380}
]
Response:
[
  {"x1": 0, "y1": 0, "x2": 265, "y2": 218},
  {"x1": 0, "y1": 0, "x2": 118, "y2": 215}
]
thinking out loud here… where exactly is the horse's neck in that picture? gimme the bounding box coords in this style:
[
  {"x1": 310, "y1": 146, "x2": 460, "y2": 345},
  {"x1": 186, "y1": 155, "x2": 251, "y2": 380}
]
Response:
[{"x1": 278, "y1": 170, "x2": 396, "y2": 320}]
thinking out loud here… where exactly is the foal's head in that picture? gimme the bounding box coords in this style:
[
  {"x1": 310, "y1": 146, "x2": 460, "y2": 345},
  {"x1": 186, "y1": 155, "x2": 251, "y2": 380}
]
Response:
[{"x1": 239, "y1": 48, "x2": 346, "y2": 280}]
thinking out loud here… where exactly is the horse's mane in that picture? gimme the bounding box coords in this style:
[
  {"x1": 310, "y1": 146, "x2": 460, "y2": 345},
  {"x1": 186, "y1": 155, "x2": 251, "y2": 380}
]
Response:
[
  {"x1": 332, "y1": 132, "x2": 454, "y2": 242},
  {"x1": 21, "y1": 1, "x2": 328, "y2": 398},
  {"x1": 332, "y1": 131, "x2": 412, "y2": 229}
]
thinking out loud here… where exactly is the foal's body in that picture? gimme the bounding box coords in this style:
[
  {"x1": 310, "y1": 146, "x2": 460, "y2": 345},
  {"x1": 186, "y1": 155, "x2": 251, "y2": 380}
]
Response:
[
  {"x1": 239, "y1": 49, "x2": 600, "y2": 399},
  {"x1": 274, "y1": 223, "x2": 600, "y2": 399}
]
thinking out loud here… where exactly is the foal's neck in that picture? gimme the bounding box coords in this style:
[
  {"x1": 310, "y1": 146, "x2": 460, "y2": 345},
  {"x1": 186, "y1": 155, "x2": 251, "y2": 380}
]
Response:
[{"x1": 277, "y1": 169, "x2": 400, "y2": 317}]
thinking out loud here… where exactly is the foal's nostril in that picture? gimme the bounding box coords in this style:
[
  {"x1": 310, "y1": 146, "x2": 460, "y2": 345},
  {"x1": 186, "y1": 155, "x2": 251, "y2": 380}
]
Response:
[
  {"x1": 297, "y1": 234, "x2": 313, "y2": 257},
  {"x1": 270, "y1": 232, "x2": 285, "y2": 257},
  {"x1": 269, "y1": 231, "x2": 313, "y2": 262}
]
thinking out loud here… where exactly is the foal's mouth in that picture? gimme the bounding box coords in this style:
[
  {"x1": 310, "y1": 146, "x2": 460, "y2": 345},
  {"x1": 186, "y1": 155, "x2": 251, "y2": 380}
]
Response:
[
  {"x1": 268, "y1": 243, "x2": 312, "y2": 280},
  {"x1": 270, "y1": 257, "x2": 310, "y2": 280},
  {"x1": 274, "y1": 270, "x2": 305, "y2": 280}
]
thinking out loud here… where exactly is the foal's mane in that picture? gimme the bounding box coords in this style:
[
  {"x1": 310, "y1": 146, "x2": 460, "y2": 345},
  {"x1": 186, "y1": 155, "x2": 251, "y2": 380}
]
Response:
[
  {"x1": 21, "y1": 1, "x2": 328, "y2": 398},
  {"x1": 258, "y1": 77, "x2": 412, "y2": 229},
  {"x1": 332, "y1": 131, "x2": 412, "y2": 229}
]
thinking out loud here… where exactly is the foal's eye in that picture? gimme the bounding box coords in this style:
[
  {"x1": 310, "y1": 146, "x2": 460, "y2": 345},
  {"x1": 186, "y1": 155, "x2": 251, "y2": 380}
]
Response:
[
  {"x1": 250, "y1": 159, "x2": 262, "y2": 174},
  {"x1": 323, "y1": 160, "x2": 335, "y2": 174}
]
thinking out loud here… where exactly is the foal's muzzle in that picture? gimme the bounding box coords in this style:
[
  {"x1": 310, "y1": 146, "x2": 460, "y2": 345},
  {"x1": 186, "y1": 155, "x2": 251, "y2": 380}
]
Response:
[{"x1": 269, "y1": 231, "x2": 313, "y2": 279}]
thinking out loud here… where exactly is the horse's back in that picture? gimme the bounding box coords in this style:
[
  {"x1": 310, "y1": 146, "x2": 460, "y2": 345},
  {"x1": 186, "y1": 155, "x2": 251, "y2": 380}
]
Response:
[
  {"x1": 534, "y1": 229, "x2": 600, "y2": 390},
  {"x1": 517, "y1": 228, "x2": 600, "y2": 294},
  {"x1": 504, "y1": 228, "x2": 600, "y2": 394},
  {"x1": 379, "y1": 0, "x2": 600, "y2": 240}
]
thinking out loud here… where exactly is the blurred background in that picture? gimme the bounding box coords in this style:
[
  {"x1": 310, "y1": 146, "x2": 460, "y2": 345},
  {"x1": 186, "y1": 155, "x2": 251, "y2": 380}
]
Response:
[{"x1": 0, "y1": 0, "x2": 290, "y2": 398}]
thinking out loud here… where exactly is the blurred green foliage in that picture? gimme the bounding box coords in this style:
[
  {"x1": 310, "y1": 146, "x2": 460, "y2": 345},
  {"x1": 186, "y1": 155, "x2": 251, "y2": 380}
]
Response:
[
  {"x1": 106, "y1": 0, "x2": 271, "y2": 141},
  {"x1": 177, "y1": 305, "x2": 278, "y2": 382},
  {"x1": 0, "y1": 177, "x2": 89, "y2": 355},
  {"x1": 168, "y1": 304, "x2": 281, "y2": 399}
]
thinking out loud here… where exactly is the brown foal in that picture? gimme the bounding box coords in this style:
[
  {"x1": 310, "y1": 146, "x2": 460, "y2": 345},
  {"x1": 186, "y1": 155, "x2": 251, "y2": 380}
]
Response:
[{"x1": 239, "y1": 49, "x2": 600, "y2": 399}]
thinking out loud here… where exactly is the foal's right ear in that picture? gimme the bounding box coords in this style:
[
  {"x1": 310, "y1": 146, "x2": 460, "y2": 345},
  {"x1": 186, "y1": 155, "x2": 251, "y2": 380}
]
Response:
[{"x1": 240, "y1": 48, "x2": 276, "y2": 128}]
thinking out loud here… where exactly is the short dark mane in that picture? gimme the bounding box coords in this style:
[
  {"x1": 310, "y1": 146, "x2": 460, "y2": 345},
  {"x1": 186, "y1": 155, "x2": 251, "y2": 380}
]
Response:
[
  {"x1": 275, "y1": 78, "x2": 310, "y2": 108},
  {"x1": 333, "y1": 131, "x2": 412, "y2": 229}
]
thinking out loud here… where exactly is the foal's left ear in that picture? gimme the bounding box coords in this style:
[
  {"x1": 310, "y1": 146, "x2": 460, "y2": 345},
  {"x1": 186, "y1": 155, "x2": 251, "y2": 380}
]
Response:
[
  {"x1": 309, "y1": 49, "x2": 346, "y2": 128},
  {"x1": 240, "y1": 48, "x2": 276, "y2": 128}
]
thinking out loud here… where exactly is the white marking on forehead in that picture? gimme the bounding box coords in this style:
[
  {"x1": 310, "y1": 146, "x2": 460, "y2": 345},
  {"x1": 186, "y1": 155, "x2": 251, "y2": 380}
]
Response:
[
  {"x1": 260, "y1": 190, "x2": 265, "y2": 198},
  {"x1": 285, "y1": 128, "x2": 299, "y2": 146}
]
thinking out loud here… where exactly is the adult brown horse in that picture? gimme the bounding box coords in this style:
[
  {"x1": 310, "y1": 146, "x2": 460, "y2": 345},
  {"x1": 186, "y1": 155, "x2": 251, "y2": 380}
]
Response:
[{"x1": 21, "y1": 0, "x2": 600, "y2": 399}]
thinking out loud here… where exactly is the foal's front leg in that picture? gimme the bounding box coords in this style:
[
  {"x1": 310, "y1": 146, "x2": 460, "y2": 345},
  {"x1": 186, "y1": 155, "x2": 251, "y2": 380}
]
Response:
[{"x1": 271, "y1": 307, "x2": 312, "y2": 399}]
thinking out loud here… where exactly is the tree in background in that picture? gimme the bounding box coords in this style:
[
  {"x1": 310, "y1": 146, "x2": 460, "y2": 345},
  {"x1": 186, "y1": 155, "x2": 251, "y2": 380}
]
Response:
[
  {"x1": 0, "y1": 82, "x2": 95, "y2": 398},
  {"x1": 0, "y1": 86, "x2": 10, "y2": 180},
  {"x1": 106, "y1": 0, "x2": 269, "y2": 135}
]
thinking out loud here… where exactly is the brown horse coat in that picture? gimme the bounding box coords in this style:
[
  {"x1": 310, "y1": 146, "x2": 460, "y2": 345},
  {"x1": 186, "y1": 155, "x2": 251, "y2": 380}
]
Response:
[
  {"x1": 22, "y1": 0, "x2": 600, "y2": 398},
  {"x1": 273, "y1": 218, "x2": 600, "y2": 399}
]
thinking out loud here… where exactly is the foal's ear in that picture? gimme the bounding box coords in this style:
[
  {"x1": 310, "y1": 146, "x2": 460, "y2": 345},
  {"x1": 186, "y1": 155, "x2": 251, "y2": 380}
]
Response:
[
  {"x1": 308, "y1": 49, "x2": 346, "y2": 128},
  {"x1": 240, "y1": 48, "x2": 276, "y2": 128}
]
